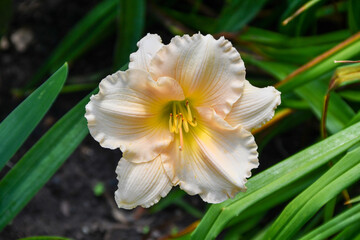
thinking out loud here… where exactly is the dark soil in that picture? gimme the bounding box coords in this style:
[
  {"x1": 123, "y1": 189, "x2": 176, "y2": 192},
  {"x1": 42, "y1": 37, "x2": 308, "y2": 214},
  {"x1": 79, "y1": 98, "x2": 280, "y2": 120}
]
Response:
[{"x1": 0, "y1": 1, "x2": 319, "y2": 240}]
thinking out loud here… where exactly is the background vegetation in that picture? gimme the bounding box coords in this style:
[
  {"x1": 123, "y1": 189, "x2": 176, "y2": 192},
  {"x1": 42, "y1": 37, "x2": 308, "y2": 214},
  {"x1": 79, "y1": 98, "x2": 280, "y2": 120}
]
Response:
[{"x1": 0, "y1": 0, "x2": 360, "y2": 239}]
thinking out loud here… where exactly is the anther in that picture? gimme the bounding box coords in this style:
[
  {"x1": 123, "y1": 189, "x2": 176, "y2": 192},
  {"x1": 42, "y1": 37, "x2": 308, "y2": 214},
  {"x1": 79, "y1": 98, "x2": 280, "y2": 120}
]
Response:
[{"x1": 188, "y1": 117, "x2": 197, "y2": 127}]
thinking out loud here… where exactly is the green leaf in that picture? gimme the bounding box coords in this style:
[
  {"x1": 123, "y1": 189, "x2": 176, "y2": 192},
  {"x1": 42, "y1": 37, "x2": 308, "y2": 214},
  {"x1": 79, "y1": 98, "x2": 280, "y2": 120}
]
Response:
[
  {"x1": 0, "y1": 89, "x2": 93, "y2": 231},
  {"x1": 163, "y1": 9, "x2": 349, "y2": 48},
  {"x1": 338, "y1": 90, "x2": 360, "y2": 102},
  {"x1": 266, "y1": 147, "x2": 360, "y2": 239},
  {"x1": 333, "y1": 221, "x2": 360, "y2": 240},
  {"x1": 345, "y1": 194, "x2": 360, "y2": 205},
  {"x1": 348, "y1": 0, "x2": 360, "y2": 33},
  {"x1": 277, "y1": 34, "x2": 360, "y2": 93},
  {"x1": 29, "y1": 0, "x2": 117, "y2": 87},
  {"x1": 0, "y1": 63, "x2": 68, "y2": 171},
  {"x1": 162, "y1": 8, "x2": 216, "y2": 33},
  {"x1": 224, "y1": 213, "x2": 265, "y2": 240},
  {"x1": 347, "y1": 110, "x2": 360, "y2": 127},
  {"x1": 114, "y1": 0, "x2": 145, "y2": 69},
  {"x1": 296, "y1": 80, "x2": 355, "y2": 133},
  {"x1": 215, "y1": 0, "x2": 268, "y2": 32},
  {"x1": 226, "y1": 168, "x2": 323, "y2": 228},
  {"x1": 242, "y1": 56, "x2": 355, "y2": 133},
  {"x1": 299, "y1": 203, "x2": 360, "y2": 240},
  {"x1": 256, "y1": 43, "x2": 336, "y2": 64},
  {"x1": 279, "y1": 0, "x2": 322, "y2": 36},
  {"x1": 191, "y1": 121, "x2": 360, "y2": 239}
]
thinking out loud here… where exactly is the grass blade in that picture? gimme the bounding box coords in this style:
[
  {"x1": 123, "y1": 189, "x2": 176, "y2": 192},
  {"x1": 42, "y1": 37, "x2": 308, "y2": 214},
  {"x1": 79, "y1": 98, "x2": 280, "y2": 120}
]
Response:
[
  {"x1": 266, "y1": 146, "x2": 360, "y2": 239},
  {"x1": 0, "y1": 63, "x2": 68, "y2": 171},
  {"x1": 299, "y1": 204, "x2": 360, "y2": 240},
  {"x1": 333, "y1": 221, "x2": 360, "y2": 240},
  {"x1": 0, "y1": 90, "x2": 93, "y2": 230},
  {"x1": 282, "y1": 0, "x2": 322, "y2": 26}
]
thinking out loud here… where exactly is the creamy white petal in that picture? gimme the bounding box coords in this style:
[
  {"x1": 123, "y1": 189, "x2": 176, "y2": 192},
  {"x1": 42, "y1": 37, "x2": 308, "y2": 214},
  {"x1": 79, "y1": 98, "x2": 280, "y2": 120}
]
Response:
[
  {"x1": 85, "y1": 69, "x2": 185, "y2": 163},
  {"x1": 161, "y1": 107, "x2": 259, "y2": 203},
  {"x1": 150, "y1": 33, "x2": 245, "y2": 118},
  {"x1": 115, "y1": 156, "x2": 172, "y2": 209},
  {"x1": 225, "y1": 80, "x2": 281, "y2": 131},
  {"x1": 129, "y1": 33, "x2": 164, "y2": 72}
]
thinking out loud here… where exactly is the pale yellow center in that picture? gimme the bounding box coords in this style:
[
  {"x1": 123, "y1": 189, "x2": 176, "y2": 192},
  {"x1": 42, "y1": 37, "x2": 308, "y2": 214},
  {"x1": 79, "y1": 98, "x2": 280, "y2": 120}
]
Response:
[{"x1": 168, "y1": 100, "x2": 197, "y2": 151}]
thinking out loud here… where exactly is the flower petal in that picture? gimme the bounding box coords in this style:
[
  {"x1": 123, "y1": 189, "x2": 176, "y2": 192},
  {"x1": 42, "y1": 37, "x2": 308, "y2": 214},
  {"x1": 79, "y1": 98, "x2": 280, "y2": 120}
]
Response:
[
  {"x1": 115, "y1": 156, "x2": 172, "y2": 209},
  {"x1": 225, "y1": 80, "x2": 281, "y2": 131},
  {"x1": 129, "y1": 33, "x2": 164, "y2": 72},
  {"x1": 161, "y1": 107, "x2": 259, "y2": 203},
  {"x1": 150, "y1": 33, "x2": 245, "y2": 118},
  {"x1": 85, "y1": 69, "x2": 185, "y2": 163}
]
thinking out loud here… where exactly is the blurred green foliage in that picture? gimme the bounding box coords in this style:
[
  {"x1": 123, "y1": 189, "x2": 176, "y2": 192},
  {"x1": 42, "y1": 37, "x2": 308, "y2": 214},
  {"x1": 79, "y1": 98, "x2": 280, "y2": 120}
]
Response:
[{"x1": 1, "y1": 0, "x2": 360, "y2": 239}]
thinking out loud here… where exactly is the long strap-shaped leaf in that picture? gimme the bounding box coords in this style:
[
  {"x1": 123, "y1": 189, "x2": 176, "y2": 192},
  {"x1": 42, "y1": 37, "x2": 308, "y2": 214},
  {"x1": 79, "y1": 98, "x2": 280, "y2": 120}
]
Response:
[
  {"x1": 266, "y1": 146, "x2": 360, "y2": 239},
  {"x1": 299, "y1": 203, "x2": 360, "y2": 240},
  {"x1": 276, "y1": 31, "x2": 360, "y2": 93},
  {"x1": 0, "y1": 63, "x2": 68, "y2": 171},
  {"x1": 243, "y1": 56, "x2": 355, "y2": 133},
  {"x1": 0, "y1": 89, "x2": 94, "y2": 231},
  {"x1": 191, "y1": 121, "x2": 360, "y2": 239}
]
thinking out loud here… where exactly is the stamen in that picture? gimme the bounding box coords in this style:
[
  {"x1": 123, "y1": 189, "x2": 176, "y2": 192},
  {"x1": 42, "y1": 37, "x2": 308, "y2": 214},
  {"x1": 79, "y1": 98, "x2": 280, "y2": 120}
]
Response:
[
  {"x1": 168, "y1": 101, "x2": 197, "y2": 151},
  {"x1": 169, "y1": 113, "x2": 175, "y2": 133},
  {"x1": 178, "y1": 117, "x2": 184, "y2": 151},
  {"x1": 185, "y1": 100, "x2": 193, "y2": 122},
  {"x1": 183, "y1": 117, "x2": 189, "y2": 132},
  {"x1": 174, "y1": 114, "x2": 179, "y2": 134},
  {"x1": 177, "y1": 114, "x2": 183, "y2": 129},
  {"x1": 188, "y1": 117, "x2": 197, "y2": 127},
  {"x1": 173, "y1": 104, "x2": 178, "y2": 134}
]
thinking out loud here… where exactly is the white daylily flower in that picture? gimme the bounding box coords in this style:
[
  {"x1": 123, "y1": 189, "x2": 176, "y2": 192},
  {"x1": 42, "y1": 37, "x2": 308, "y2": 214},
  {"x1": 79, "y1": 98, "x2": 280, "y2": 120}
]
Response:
[{"x1": 85, "y1": 33, "x2": 281, "y2": 209}]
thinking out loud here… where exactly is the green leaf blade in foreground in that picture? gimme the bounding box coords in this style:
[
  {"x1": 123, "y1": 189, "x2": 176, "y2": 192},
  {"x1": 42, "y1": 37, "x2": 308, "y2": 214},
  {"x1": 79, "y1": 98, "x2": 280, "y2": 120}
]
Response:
[
  {"x1": 267, "y1": 146, "x2": 360, "y2": 239},
  {"x1": 299, "y1": 203, "x2": 360, "y2": 240},
  {"x1": 0, "y1": 90, "x2": 93, "y2": 231},
  {"x1": 0, "y1": 63, "x2": 68, "y2": 171},
  {"x1": 191, "y1": 121, "x2": 360, "y2": 239}
]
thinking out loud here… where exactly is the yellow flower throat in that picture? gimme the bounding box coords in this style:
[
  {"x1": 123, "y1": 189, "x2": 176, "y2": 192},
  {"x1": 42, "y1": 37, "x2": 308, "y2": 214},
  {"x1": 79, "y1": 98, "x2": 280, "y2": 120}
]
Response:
[{"x1": 168, "y1": 100, "x2": 197, "y2": 151}]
